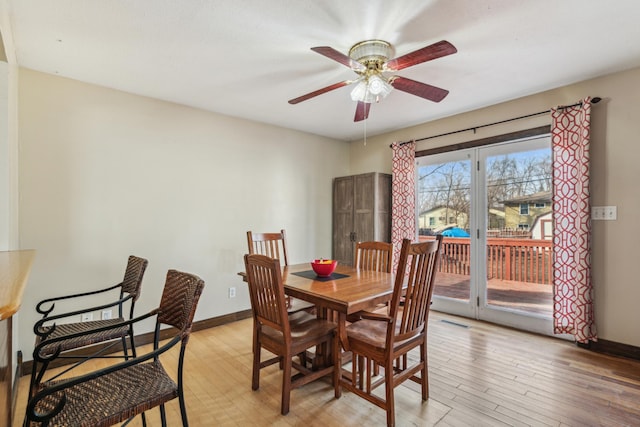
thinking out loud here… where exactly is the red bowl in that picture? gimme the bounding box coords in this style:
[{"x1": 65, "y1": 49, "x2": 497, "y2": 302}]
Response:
[{"x1": 311, "y1": 259, "x2": 338, "y2": 277}]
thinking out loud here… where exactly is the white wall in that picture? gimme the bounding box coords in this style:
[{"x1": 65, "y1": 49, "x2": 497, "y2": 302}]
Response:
[
  {"x1": 15, "y1": 65, "x2": 640, "y2": 355},
  {"x1": 348, "y1": 67, "x2": 640, "y2": 348},
  {"x1": 0, "y1": 61, "x2": 8, "y2": 251},
  {"x1": 0, "y1": 60, "x2": 17, "y2": 251},
  {"x1": 17, "y1": 69, "x2": 350, "y2": 357}
]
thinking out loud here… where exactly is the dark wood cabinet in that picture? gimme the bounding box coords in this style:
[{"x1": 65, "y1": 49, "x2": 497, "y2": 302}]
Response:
[{"x1": 332, "y1": 172, "x2": 391, "y2": 266}]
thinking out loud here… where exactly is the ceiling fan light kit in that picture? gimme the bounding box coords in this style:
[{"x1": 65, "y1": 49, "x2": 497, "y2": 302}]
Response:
[
  {"x1": 349, "y1": 75, "x2": 393, "y2": 103},
  {"x1": 289, "y1": 39, "x2": 457, "y2": 122}
]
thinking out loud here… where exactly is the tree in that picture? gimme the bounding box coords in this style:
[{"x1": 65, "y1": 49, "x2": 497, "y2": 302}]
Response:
[{"x1": 417, "y1": 148, "x2": 551, "y2": 230}]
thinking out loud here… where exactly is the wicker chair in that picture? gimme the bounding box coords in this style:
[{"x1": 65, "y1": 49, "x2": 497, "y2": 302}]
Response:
[
  {"x1": 244, "y1": 253, "x2": 339, "y2": 415},
  {"x1": 29, "y1": 255, "x2": 148, "y2": 397},
  {"x1": 25, "y1": 269, "x2": 205, "y2": 427},
  {"x1": 341, "y1": 236, "x2": 443, "y2": 427}
]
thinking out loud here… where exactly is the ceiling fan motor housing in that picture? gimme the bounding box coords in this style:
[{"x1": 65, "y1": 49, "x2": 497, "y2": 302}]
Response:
[{"x1": 349, "y1": 40, "x2": 394, "y2": 74}]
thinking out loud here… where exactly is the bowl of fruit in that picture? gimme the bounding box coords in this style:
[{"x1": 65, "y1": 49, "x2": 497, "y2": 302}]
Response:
[{"x1": 311, "y1": 259, "x2": 338, "y2": 277}]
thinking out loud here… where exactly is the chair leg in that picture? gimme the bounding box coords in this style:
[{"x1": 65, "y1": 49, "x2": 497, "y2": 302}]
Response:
[
  {"x1": 421, "y1": 341, "x2": 429, "y2": 400},
  {"x1": 252, "y1": 345, "x2": 261, "y2": 390},
  {"x1": 281, "y1": 352, "x2": 292, "y2": 415},
  {"x1": 160, "y1": 404, "x2": 167, "y2": 427},
  {"x1": 179, "y1": 388, "x2": 190, "y2": 426},
  {"x1": 30, "y1": 357, "x2": 51, "y2": 399},
  {"x1": 385, "y1": 360, "x2": 396, "y2": 427},
  {"x1": 28, "y1": 359, "x2": 39, "y2": 399},
  {"x1": 121, "y1": 335, "x2": 130, "y2": 360},
  {"x1": 333, "y1": 334, "x2": 341, "y2": 399},
  {"x1": 298, "y1": 351, "x2": 307, "y2": 367},
  {"x1": 357, "y1": 355, "x2": 365, "y2": 389},
  {"x1": 252, "y1": 325, "x2": 261, "y2": 390},
  {"x1": 129, "y1": 331, "x2": 137, "y2": 358}
]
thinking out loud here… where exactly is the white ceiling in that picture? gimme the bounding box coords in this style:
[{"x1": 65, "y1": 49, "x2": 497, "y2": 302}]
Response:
[{"x1": 4, "y1": 0, "x2": 640, "y2": 141}]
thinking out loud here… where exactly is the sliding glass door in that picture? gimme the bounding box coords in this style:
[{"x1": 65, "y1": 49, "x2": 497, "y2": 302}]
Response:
[
  {"x1": 417, "y1": 150, "x2": 475, "y2": 318},
  {"x1": 417, "y1": 135, "x2": 554, "y2": 334}
]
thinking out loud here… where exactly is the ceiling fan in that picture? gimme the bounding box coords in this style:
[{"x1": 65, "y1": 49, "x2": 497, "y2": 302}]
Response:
[{"x1": 288, "y1": 39, "x2": 457, "y2": 122}]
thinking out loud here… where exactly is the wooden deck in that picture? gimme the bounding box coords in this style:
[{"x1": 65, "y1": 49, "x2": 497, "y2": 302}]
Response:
[{"x1": 434, "y1": 272, "x2": 553, "y2": 317}]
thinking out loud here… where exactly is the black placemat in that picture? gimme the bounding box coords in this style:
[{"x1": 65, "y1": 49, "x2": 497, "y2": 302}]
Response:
[{"x1": 292, "y1": 270, "x2": 350, "y2": 282}]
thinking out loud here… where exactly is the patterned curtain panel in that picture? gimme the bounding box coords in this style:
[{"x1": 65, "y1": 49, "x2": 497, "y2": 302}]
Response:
[
  {"x1": 391, "y1": 141, "x2": 416, "y2": 271},
  {"x1": 551, "y1": 97, "x2": 597, "y2": 343}
]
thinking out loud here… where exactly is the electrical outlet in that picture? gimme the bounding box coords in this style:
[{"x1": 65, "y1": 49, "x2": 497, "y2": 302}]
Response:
[
  {"x1": 228, "y1": 287, "x2": 236, "y2": 298},
  {"x1": 102, "y1": 309, "x2": 112, "y2": 320},
  {"x1": 81, "y1": 312, "x2": 93, "y2": 322}
]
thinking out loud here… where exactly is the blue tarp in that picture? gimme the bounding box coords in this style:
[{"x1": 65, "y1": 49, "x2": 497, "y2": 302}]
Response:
[{"x1": 440, "y1": 227, "x2": 470, "y2": 237}]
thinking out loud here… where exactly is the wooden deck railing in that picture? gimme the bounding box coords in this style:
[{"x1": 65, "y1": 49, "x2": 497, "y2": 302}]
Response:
[{"x1": 419, "y1": 236, "x2": 553, "y2": 285}]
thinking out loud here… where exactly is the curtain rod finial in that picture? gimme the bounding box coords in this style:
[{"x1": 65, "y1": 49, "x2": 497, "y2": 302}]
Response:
[{"x1": 592, "y1": 97, "x2": 601, "y2": 104}]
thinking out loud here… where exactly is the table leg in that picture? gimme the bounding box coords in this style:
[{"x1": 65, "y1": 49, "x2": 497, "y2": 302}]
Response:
[{"x1": 337, "y1": 312, "x2": 349, "y2": 352}]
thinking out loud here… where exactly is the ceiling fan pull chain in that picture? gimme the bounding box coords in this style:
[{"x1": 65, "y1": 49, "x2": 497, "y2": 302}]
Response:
[{"x1": 363, "y1": 113, "x2": 367, "y2": 146}]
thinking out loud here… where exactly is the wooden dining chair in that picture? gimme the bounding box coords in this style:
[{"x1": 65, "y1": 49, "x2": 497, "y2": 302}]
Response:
[
  {"x1": 354, "y1": 241, "x2": 393, "y2": 273},
  {"x1": 244, "y1": 253, "x2": 340, "y2": 415},
  {"x1": 246, "y1": 229, "x2": 313, "y2": 313},
  {"x1": 247, "y1": 229, "x2": 290, "y2": 265},
  {"x1": 346, "y1": 241, "x2": 393, "y2": 324},
  {"x1": 25, "y1": 269, "x2": 205, "y2": 427},
  {"x1": 341, "y1": 236, "x2": 443, "y2": 427},
  {"x1": 29, "y1": 255, "x2": 148, "y2": 398}
]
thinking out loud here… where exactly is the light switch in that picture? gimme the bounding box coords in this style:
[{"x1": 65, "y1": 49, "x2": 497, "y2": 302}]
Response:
[
  {"x1": 591, "y1": 206, "x2": 617, "y2": 220},
  {"x1": 604, "y1": 206, "x2": 617, "y2": 220},
  {"x1": 592, "y1": 206, "x2": 604, "y2": 220}
]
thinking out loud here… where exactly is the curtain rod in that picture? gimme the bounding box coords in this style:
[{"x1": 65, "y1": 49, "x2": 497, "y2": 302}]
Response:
[{"x1": 391, "y1": 96, "x2": 601, "y2": 147}]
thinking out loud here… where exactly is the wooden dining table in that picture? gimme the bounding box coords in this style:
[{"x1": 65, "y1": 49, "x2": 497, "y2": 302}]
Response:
[{"x1": 240, "y1": 262, "x2": 395, "y2": 352}]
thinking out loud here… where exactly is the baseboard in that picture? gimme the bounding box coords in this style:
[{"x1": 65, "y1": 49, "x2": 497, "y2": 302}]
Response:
[
  {"x1": 577, "y1": 338, "x2": 640, "y2": 361},
  {"x1": 21, "y1": 309, "x2": 253, "y2": 376}
]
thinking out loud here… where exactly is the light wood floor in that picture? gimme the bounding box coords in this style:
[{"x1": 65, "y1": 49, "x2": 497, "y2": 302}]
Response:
[{"x1": 14, "y1": 311, "x2": 640, "y2": 426}]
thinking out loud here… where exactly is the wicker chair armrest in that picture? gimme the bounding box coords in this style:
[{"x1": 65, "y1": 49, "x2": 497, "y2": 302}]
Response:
[
  {"x1": 36, "y1": 282, "x2": 124, "y2": 317},
  {"x1": 26, "y1": 332, "x2": 182, "y2": 424},
  {"x1": 33, "y1": 294, "x2": 134, "y2": 337},
  {"x1": 34, "y1": 309, "x2": 158, "y2": 362}
]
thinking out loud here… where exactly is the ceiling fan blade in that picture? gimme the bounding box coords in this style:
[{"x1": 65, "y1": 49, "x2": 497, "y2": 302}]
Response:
[
  {"x1": 288, "y1": 80, "x2": 352, "y2": 104},
  {"x1": 311, "y1": 46, "x2": 366, "y2": 72},
  {"x1": 354, "y1": 101, "x2": 371, "y2": 122},
  {"x1": 390, "y1": 76, "x2": 449, "y2": 102},
  {"x1": 385, "y1": 40, "x2": 457, "y2": 71}
]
